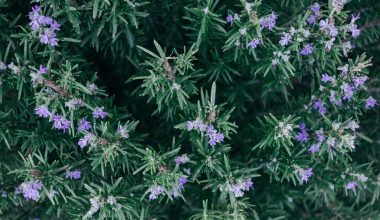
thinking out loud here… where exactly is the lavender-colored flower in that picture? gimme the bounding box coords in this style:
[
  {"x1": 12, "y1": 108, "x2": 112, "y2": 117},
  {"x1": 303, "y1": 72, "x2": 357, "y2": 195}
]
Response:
[
  {"x1": 345, "y1": 181, "x2": 357, "y2": 190},
  {"x1": 326, "y1": 137, "x2": 336, "y2": 148},
  {"x1": 78, "y1": 133, "x2": 93, "y2": 149},
  {"x1": 148, "y1": 185, "x2": 165, "y2": 200},
  {"x1": 92, "y1": 107, "x2": 108, "y2": 119},
  {"x1": 35, "y1": 105, "x2": 51, "y2": 118},
  {"x1": 308, "y1": 143, "x2": 320, "y2": 154},
  {"x1": 321, "y1": 74, "x2": 332, "y2": 83},
  {"x1": 248, "y1": 38, "x2": 261, "y2": 49},
  {"x1": 20, "y1": 180, "x2": 43, "y2": 201},
  {"x1": 311, "y1": 3, "x2": 320, "y2": 14},
  {"x1": 65, "y1": 170, "x2": 81, "y2": 180},
  {"x1": 315, "y1": 129, "x2": 325, "y2": 142},
  {"x1": 299, "y1": 168, "x2": 313, "y2": 183},
  {"x1": 178, "y1": 177, "x2": 188, "y2": 188},
  {"x1": 307, "y1": 15, "x2": 316, "y2": 25},
  {"x1": 229, "y1": 178, "x2": 253, "y2": 198},
  {"x1": 353, "y1": 76, "x2": 368, "y2": 88},
  {"x1": 259, "y1": 12, "x2": 277, "y2": 30},
  {"x1": 341, "y1": 83, "x2": 355, "y2": 100},
  {"x1": 325, "y1": 38, "x2": 336, "y2": 51},
  {"x1": 38, "y1": 65, "x2": 48, "y2": 74},
  {"x1": 349, "y1": 25, "x2": 360, "y2": 38},
  {"x1": 300, "y1": 43, "x2": 314, "y2": 56},
  {"x1": 296, "y1": 123, "x2": 309, "y2": 143},
  {"x1": 365, "y1": 97, "x2": 377, "y2": 109},
  {"x1": 206, "y1": 125, "x2": 224, "y2": 146},
  {"x1": 117, "y1": 124, "x2": 129, "y2": 139},
  {"x1": 39, "y1": 28, "x2": 58, "y2": 47},
  {"x1": 313, "y1": 99, "x2": 327, "y2": 115},
  {"x1": 78, "y1": 118, "x2": 91, "y2": 132},
  {"x1": 226, "y1": 14, "x2": 234, "y2": 25},
  {"x1": 52, "y1": 114, "x2": 70, "y2": 132},
  {"x1": 279, "y1": 32, "x2": 291, "y2": 46},
  {"x1": 187, "y1": 121, "x2": 196, "y2": 131},
  {"x1": 174, "y1": 155, "x2": 190, "y2": 165},
  {"x1": 332, "y1": 0, "x2": 348, "y2": 14},
  {"x1": 50, "y1": 20, "x2": 61, "y2": 31},
  {"x1": 329, "y1": 90, "x2": 342, "y2": 106},
  {"x1": 65, "y1": 98, "x2": 83, "y2": 110}
]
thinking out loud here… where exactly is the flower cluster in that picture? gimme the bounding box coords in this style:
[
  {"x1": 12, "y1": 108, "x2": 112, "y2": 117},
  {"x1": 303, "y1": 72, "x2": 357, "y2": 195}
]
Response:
[
  {"x1": 297, "y1": 167, "x2": 313, "y2": 183},
  {"x1": 52, "y1": 114, "x2": 70, "y2": 132},
  {"x1": 259, "y1": 12, "x2": 277, "y2": 30},
  {"x1": 307, "y1": 3, "x2": 320, "y2": 25},
  {"x1": 345, "y1": 181, "x2": 357, "y2": 190},
  {"x1": 92, "y1": 107, "x2": 108, "y2": 119},
  {"x1": 30, "y1": 65, "x2": 48, "y2": 87},
  {"x1": 20, "y1": 180, "x2": 43, "y2": 201},
  {"x1": 295, "y1": 123, "x2": 309, "y2": 143},
  {"x1": 174, "y1": 155, "x2": 190, "y2": 165},
  {"x1": 148, "y1": 185, "x2": 165, "y2": 200},
  {"x1": 78, "y1": 133, "x2": 94, "y2": 149},
  {"x1": 65, "y1": 170, "x2": 81, "y2": 180},
  {"x1": 187, "y1": 118, "x2": 224, "y2": 146},
  {"x1": 300, "y1": 43, "x2": 314, "y2": 56},
  {"x1": 171, "y1": 176, "x2": 188, "y2": 198},
  {"x1": 86, "y1": 196, "x2": 103, "y2": 217},
  {"x1": 228, "y1": 178, "x2": 253, "y2": 198},
  {"x1": 28, "y1": 5, "x2": 60, "y2": 46}
]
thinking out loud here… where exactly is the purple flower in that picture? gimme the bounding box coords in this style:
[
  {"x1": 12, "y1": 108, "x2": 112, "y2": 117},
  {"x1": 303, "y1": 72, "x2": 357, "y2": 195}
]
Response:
[
  {"x1": 178, "y1": 177, "x2": 188, "y2": 188},
  {"x1": 365, "y1": 97, "x2": 377, "y2": 109},
  {"x1": 20, "y1": 180, "x2": 43, "y2": 201},
  {"x1": 308, "y1": 143, "x2": 320, "y2": 154},
  {"x1": 296, "y1": 123, "x2": 309, "y2": 143},
  {"x1": 78, "y1": 118, "x2": 91, "y2": 132},
  {"x1": 350, "y1": 25, "x2": 360, "y2": 38},
  {"x1": 341, "y1": 83, "x2": 355, "y2": 100},
  {"x1": 248, "y1": 38, "x2": 261, "y2": 49},
  {"x1": 39, "y1": 28, "x2": 58, "y2": 47},
  {"x1": 313, "y1": 99, "x2": 327, "y2": 115},
  {"x1": 50, "y1": 20, "x2": 61, "y2": 31},
  {"x1": 299, "y1": 168, "x2": 313, "y2": 183},
  {"x1": 148, "y1": 185, "x2": 165, "y2": 200},
  {"x1": 351, "y1": 14, "x2": 360, "y2": 23},
  {"x1": 311, "y1": 3, "x2": 320, "y2": 14},
  {"x1": 65, "y1": 170, "x2": 81, "y2": 180},
  {"x1": 353, "y1": 76, "x2": 368, "y2": 88},
  {"x1": 259, "y1": 12, "x2": 277, "y2": 30},
  {"x1": 174, "y1": 155, "x2": 190, "y2": 165},
  {"x1": 92, "y1": 107, "x2": 108, "y2": 119},
  {"x1": 38, "y1": 65, "x2": 48, "y2": 74},
  {"x1": 229, "y1": 178, "x2": 253, "y2": 198},
  {"x1": 226, "y1": 14, "x2": 234, "y2": 25},
  {"x1": 300, "y1": 43, "x2": 314, "y2": 56},
  {"x1": 307, "y1": 15, "x2": 316, "y2": 25},
  {"x1": 345, "y1": 181, "x2": 357, "y2": 190},
  {"x1": 279, "y1": 32, "x2": 291, "y2": 46},
  {"x1": 78, "y1": 133, "x2": 93, "y2": 149},
  {"x1": 52, "y1": 114, "x2": 70, "y2": 132},
  {"x1": 329, "y1": 90, "x2": 342, "y2": 106},
  {"x1": 206, "y1": 125, "x2": 224, "y2": 146},
  {"x1": 321, "y1": 74, "x2": 333, "y2": 83},
  {"x1": 315, "y1": 129, "x2": 325, "y2": 142},
  {"x1": 35, "y1": 105, "x2": 51, "y2": 118}
]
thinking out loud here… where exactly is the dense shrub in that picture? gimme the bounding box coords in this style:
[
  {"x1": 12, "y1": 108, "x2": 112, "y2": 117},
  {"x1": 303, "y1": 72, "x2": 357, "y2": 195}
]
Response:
[{"x1": 1, "y1": 0, "x2": 380, "y2": 219}]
